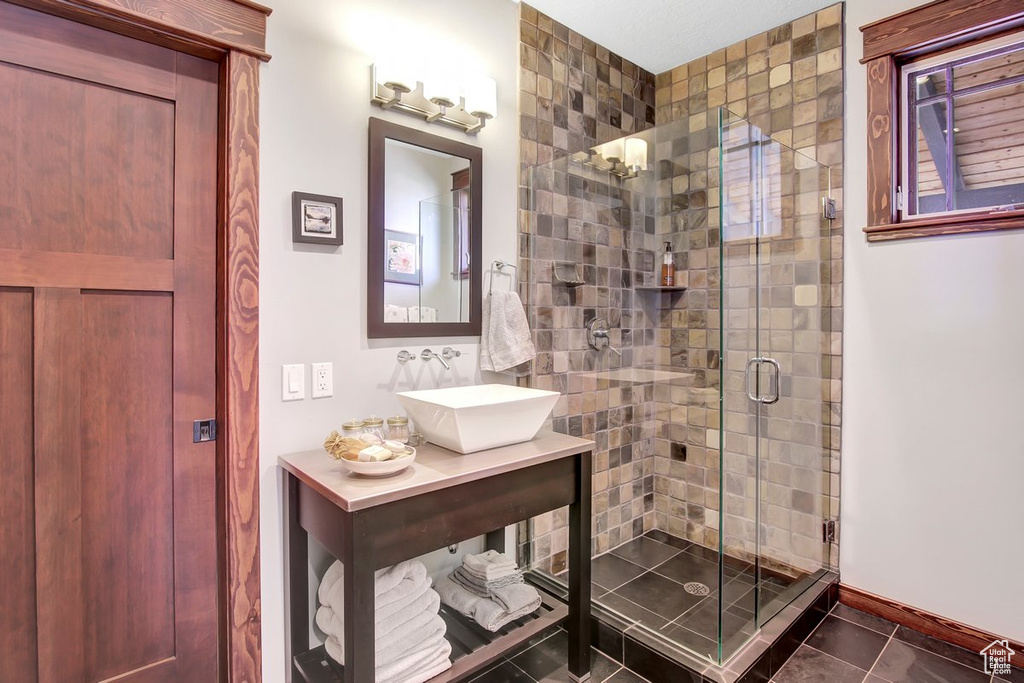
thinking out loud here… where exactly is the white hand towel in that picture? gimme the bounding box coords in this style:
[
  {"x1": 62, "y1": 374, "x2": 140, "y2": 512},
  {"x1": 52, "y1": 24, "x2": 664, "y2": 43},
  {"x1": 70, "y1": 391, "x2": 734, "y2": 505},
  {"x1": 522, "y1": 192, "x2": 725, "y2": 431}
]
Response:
[
  {"x1": 488, "y1": 582, "x2": 541, "y2": 615},
  {"x1": 324, "y1": 629, "x2": 451, "y2": 683},
  {"x1": 435, "y1": 576, "x2": 540, "y2": 632},
  {"x1": 462, "y1": 550, "x2": 519, "y2": 580},
  {"x1": 385, "y1": 304, "x2": 409, "y2": 323},
  {"x1": 480, "y1": 291, "x2": 535, "y2": 374}
]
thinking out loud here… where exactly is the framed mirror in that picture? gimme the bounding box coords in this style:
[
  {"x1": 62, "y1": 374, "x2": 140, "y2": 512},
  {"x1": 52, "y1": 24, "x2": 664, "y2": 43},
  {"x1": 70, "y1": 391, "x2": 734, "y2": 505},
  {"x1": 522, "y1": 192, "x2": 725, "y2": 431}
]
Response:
[{"x1": 368, "y1": 117, "x2": 482, "y2": 338}]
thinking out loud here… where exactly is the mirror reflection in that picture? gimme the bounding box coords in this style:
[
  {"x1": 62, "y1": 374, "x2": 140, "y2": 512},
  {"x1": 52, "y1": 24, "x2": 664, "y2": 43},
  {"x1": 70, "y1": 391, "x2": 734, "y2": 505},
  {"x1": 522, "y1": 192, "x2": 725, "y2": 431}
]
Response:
[{"x1": 383, "y1": 139, "x2": 471, "y2": 324}]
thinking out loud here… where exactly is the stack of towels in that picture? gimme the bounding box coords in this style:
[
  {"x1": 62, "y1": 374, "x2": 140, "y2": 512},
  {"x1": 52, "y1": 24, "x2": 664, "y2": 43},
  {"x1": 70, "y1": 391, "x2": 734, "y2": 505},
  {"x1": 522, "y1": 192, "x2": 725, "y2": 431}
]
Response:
[
  {"x1": 384, "y1": 304, "x2": 438, "y2": 323},
  {"x1": 317, "y1": 559, "x2": 451, "y2": 683},
  {"x1": 436, "y1": 551, "x2": 541, "y2": 632}
]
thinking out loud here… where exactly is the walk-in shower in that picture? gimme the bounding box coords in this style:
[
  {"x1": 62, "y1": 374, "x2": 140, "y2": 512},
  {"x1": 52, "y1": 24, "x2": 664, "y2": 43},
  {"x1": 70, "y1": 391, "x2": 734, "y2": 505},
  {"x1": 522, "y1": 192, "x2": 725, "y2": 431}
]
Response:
[{"x1": 520, "y1": 107, "x2": 835, "y2": 667}]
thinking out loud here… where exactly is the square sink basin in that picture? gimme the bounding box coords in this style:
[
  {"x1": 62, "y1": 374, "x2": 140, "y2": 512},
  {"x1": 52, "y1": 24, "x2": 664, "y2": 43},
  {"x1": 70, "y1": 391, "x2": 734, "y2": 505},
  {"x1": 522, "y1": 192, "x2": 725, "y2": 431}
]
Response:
[{"x1": 396, "y1": 384, "x2": 560, "y2": 454}]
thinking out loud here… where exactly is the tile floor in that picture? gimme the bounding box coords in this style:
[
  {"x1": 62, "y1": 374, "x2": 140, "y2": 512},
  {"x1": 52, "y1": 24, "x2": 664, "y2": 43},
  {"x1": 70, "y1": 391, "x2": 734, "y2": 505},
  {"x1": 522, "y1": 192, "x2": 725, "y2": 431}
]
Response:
[
  {"x1": 468, "y1": 603, "x2": 1024, "y2": 682},
  {"x1": 592, "y1": 531, "x2": 798, "y2": 660}
]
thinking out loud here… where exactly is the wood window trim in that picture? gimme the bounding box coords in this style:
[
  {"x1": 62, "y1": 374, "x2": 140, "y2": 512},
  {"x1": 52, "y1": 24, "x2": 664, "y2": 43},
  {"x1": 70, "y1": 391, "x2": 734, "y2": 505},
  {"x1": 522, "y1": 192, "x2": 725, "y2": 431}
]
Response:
[
  {"x1": 6, "y1": 1, "x2": 270, "y2": 681},
  {"x1": 860, "y1": 0, "x2": 1024, "y2": 241}
]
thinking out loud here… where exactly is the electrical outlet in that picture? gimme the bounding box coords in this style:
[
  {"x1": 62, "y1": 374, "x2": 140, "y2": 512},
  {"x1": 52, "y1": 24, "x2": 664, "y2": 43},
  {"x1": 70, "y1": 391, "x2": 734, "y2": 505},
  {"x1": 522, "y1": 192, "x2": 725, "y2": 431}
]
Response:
[
  {"x1": 311, "y1": 362, "x2": 333, "y2": 398},
  {"x1": 282, "y1": 364, "x2": 304, "y2": 402}
]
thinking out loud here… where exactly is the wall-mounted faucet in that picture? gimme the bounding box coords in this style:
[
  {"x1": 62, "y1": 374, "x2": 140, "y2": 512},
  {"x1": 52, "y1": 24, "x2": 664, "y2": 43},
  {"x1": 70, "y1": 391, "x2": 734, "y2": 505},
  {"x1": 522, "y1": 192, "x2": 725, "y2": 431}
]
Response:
[
  {"x1": 421, "y1": 348, "x2": 451, "y2": 370},
  {"x1": 441, "y1": 347, "x2": 462, "y2": 361},
  {"x1": 396, "y1": 350, "x2": 416, "y2": 364},
  {"x1": 587, "y1": 318, "x2": 621, "y2": 356}
]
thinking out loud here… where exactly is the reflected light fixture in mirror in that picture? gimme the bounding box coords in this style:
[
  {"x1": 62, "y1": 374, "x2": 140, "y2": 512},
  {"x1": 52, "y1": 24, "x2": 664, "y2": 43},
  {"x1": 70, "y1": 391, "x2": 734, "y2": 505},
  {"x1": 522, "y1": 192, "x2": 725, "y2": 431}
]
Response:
[
  {"x1": 371, "y1": 61, "x2": 497, "y2": 135},
  {"x1": 579, "y1": 136, "x2": 649, "y2": 178}
]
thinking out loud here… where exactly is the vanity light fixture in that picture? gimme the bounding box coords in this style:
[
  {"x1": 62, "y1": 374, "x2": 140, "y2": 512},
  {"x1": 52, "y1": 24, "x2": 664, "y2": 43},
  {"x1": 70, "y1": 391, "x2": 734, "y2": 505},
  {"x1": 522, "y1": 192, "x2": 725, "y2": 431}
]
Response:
[
  {"x1": 578, "y1": 136, "x2": 649, "y2": 178},
  {"x1": 371, "y1": 62, "x2": 497, "y2": 135}
]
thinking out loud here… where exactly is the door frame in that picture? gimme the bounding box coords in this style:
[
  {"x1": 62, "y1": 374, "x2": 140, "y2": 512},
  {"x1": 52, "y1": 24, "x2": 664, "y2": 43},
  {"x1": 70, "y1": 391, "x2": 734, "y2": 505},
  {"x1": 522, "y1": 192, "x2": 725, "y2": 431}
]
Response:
[{"x1": 1, "y1": 1, "x2": 270, "y2": 681}]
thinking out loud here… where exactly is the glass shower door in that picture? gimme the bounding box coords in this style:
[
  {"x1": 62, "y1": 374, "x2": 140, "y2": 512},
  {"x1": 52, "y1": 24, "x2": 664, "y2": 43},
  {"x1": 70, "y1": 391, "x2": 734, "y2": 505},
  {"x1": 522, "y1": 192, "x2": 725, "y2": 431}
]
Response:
[{"x1": 718, "y1": 108, "x2": 832, "y2": 660}]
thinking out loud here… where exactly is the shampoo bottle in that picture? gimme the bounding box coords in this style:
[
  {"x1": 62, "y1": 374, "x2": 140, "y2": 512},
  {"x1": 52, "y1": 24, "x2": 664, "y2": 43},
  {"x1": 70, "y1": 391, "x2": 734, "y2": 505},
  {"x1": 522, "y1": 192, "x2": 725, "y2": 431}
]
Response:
[{"x1": 660, "y1": 241, "x2": 675, "y2": 287}]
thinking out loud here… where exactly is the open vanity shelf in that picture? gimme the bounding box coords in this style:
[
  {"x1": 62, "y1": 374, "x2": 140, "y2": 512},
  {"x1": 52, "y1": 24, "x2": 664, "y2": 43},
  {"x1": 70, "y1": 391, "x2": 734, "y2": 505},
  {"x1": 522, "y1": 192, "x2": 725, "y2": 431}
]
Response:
[
  {"x1": 280, "y1": 433, "x2": 594, "y2": 683},
  {"x1": 293, "y1": 589, "x2": 568, "y2": 683}
]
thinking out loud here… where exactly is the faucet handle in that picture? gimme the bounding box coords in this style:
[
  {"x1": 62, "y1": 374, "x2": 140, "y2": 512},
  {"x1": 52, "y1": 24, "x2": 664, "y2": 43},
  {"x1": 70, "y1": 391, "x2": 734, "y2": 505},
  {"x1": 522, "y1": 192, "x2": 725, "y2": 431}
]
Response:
[
  {"x1": 441, "y1": 346, "x2": 462, "y2": 360},
  {"x1": 396, "y1": 350, "x2": 416, "y2": 364}
]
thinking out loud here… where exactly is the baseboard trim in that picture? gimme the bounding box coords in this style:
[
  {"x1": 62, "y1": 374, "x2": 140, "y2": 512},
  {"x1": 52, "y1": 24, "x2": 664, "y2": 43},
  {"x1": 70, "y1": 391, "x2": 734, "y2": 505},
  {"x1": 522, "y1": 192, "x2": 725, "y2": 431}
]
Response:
[{"x1": 839, "y1": 583, "x2": 1023, "y2": 655}]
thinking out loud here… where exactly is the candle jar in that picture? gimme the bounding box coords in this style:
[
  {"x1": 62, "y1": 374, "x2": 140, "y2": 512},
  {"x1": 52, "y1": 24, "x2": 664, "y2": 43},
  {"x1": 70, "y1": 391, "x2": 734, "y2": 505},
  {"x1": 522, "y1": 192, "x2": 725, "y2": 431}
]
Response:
[
  {"x1": 361, "y1": 416, "x2": 387, "y2": 444},
  {"x1": 386, "y1": 415, "x2": 410, "y2": 443}
]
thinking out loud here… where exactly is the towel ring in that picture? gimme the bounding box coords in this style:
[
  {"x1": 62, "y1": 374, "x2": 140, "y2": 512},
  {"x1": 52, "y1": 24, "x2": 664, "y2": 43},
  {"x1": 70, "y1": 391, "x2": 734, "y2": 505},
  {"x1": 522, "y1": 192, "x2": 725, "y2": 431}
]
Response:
[{"x1": 489, "y1": 259, "x2": 518, "y2": 294}]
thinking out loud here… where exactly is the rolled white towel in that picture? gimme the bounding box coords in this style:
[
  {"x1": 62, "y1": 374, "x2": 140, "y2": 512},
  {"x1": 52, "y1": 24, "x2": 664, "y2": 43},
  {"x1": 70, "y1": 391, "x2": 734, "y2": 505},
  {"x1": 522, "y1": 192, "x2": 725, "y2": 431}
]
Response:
[
  {"x1": 315, "y1": 590, "x2": 442, "y2": 660},
  {"x1": 324, "y1": 628, "x2": 451, "y2": 683},
  {"x1": 318, "y1": 560, "x2": 430, "y2": 617},
  {"x1": 317, "y1": 609, "x2": 446, "y2": 668}
]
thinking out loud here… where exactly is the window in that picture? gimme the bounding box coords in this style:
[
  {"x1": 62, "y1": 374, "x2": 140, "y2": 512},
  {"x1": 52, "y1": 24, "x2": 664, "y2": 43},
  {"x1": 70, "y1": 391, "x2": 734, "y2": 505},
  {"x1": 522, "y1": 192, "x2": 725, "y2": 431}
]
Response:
[
  {"x1": 902, "y1": 35, "x2": 1024, "y2": 218},
  {"x1": 861, "y1": 0, "x2": 1024, "y2": 241}
]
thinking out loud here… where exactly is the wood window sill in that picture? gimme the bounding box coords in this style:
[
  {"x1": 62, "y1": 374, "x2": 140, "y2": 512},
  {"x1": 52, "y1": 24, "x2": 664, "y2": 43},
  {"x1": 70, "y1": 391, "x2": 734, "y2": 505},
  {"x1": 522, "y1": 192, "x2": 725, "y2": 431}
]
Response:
[{"x1": 864, "y1": 210, "x2": 1024, "y2": 241}]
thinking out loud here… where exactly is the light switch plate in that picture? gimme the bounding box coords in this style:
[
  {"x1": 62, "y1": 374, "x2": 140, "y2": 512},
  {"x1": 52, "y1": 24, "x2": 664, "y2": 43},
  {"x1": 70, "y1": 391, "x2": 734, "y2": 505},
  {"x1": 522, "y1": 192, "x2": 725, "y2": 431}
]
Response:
[
  {"x1": 282, "y1": 364, "x2": 304, "y2": 401},
  {"x1": 311, "y1": 362, "x2": 333, "y2": 398}
]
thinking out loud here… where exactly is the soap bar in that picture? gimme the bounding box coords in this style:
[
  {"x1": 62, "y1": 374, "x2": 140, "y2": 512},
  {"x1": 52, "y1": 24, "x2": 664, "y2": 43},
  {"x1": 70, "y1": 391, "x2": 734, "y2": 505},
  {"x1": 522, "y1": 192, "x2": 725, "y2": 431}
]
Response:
[
  {"x1": 383, "y1": 440, "x2": 406, "y2": 454},
  {"x1": 358, "y1": 445, "x2": 391, "y2": 462}
]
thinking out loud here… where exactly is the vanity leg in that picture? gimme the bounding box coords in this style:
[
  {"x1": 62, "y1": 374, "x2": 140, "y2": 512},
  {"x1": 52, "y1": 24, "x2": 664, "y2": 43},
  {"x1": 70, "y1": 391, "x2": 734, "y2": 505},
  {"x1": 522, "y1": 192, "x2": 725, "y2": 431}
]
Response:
[
  {"x1": 567, "y1": 450, "x2": 592, "y2": 681},
  {"x1": 342, "y1": 511, "x2": 375, "y2": 683},
  {"x1": 485, "y1": 528, "x2": 505, "y2": 554},
  {"x1": 283, "y1": 473, "x2": 308, "y2": 683}
]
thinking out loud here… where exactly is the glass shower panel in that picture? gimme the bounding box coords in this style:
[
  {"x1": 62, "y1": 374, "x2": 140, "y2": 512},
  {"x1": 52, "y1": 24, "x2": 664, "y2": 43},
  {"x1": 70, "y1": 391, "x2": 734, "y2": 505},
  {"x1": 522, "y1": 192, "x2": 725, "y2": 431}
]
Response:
[{"x1": 718, "y1": 108, "x2": 832, "y2": 652}]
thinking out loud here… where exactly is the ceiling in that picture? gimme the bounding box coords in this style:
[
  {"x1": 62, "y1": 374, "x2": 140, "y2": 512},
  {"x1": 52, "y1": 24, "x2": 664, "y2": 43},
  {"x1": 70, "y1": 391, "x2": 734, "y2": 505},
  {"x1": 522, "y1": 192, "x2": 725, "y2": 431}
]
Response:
[{"x1": 523, "y1": 0, "x2": 839, "y2": 74}]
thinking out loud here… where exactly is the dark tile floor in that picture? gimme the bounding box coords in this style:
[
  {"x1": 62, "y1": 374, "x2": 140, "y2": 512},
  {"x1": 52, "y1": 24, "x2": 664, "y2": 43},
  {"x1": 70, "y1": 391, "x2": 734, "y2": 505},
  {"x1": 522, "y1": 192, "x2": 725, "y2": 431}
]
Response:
[
  {"x1": 467, "y1": 603, "x2": 1024, "y2": 683},
  {"x1": 592, "y1": 532, "x2": 795, "y2": 661}
]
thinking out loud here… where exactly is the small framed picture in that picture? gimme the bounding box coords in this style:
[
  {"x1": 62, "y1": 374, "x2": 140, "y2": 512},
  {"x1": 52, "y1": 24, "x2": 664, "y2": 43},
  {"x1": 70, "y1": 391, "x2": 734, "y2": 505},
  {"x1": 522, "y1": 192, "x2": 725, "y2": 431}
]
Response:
[
  {"x1": 292, "y1": 192, "x2": 343, "y2": 245},
  {"x1": 384, "y1": 229, "x2": 419, "y2": 285}
]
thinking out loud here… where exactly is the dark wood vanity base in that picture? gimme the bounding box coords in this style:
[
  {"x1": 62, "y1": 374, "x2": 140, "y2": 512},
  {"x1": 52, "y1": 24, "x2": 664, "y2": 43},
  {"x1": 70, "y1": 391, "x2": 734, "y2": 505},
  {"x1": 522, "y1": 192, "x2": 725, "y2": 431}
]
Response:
[{"x1": 280, "y1": 433, "x2": 594, "y2": 683}]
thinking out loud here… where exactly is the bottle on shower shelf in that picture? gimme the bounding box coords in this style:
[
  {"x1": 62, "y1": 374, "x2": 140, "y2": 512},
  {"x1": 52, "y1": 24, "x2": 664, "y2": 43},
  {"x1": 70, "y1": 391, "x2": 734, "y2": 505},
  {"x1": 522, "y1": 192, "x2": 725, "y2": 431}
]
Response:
[{"x1": 660, "y1": 241, "x2": 675, "y2": 287}]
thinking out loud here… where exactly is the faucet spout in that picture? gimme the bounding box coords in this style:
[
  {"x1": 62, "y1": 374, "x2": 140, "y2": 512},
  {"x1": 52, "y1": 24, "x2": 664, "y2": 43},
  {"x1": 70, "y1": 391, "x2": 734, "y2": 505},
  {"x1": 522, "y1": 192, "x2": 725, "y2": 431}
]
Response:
[{"x1": 421, "y1": 348, "x2": 451, "y2": 370}]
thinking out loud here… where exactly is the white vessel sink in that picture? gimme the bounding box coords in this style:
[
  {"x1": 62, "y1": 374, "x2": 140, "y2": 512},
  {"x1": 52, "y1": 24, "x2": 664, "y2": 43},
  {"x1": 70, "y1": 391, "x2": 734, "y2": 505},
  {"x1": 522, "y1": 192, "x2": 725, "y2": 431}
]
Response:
[{"x1": 396, "y1": 384, "x2": 560, "y2": 454}]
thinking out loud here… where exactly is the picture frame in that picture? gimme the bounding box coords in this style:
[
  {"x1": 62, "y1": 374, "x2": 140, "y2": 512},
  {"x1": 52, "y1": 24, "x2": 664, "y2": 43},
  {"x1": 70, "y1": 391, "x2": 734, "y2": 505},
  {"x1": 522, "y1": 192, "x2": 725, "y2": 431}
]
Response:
[
  {"x1": 384, "y1": 229, "x2": 420, "y2": 285},
  {"x1": 292, "y1": 191, "x2": 343, "y2": 245}
]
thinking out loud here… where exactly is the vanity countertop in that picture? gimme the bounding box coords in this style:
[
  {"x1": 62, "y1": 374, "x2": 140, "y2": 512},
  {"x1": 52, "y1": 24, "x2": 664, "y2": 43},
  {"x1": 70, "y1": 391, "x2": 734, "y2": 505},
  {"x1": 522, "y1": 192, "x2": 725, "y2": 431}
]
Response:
[{"x1": 279, "y1": 431, "x2": 594, "y2": 512}]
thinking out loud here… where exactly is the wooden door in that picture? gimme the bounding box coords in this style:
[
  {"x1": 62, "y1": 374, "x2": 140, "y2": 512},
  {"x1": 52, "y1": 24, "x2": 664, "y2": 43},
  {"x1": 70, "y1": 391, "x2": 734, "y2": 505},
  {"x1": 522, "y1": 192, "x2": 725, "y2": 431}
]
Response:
[{"x1": 0, "y1": 3, "x2": 219, "y2": 681}]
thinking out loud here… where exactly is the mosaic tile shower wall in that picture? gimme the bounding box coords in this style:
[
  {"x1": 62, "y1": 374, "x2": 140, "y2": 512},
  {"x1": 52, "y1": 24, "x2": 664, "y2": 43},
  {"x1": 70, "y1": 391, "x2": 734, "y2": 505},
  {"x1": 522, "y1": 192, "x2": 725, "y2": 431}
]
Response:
[
  {"x1": 651, "y1": 4, "x2": 844, "y2": 572},
  {"x1": 517, "y1": 3, "x2": 844, "y2": 575},
  {"x1": 517, "y1": 3, "x2": 658, "y2": 573}
]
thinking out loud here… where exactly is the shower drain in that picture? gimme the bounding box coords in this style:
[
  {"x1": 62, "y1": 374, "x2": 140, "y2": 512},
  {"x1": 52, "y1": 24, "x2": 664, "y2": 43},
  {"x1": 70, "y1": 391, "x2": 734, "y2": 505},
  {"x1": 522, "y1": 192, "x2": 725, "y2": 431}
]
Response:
[{"x1": 683, "y1": 582, "x2": 710, "y2": 596}]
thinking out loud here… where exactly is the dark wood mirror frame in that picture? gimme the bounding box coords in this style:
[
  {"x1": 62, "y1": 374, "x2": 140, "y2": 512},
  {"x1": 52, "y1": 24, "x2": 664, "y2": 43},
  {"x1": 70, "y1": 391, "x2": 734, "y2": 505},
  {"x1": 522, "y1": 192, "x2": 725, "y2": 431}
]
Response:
[{"x1": 368, "y1": 117, "x2": 483, "y2": 338}]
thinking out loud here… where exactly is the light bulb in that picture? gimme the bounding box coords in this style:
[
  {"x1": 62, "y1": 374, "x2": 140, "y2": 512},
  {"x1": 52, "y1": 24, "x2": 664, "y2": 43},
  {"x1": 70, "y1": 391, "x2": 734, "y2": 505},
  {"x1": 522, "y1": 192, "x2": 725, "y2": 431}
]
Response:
[
  {"x1": 465, "y1": 76, "x2": 497, "y2": 119},
  {"x1": 624, "y1": 138, "x2": 648, "y2": 170}
]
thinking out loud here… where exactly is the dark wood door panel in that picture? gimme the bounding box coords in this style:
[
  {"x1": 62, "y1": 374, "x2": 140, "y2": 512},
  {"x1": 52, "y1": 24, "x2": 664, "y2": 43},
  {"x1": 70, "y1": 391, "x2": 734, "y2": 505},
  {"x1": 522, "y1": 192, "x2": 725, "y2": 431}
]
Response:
[
  {"x1": 0, "y1": 1, "x2": 178, "y2": 100},
  {"x1": 0, "y1": 287, "x2": 37, "y2": 681},
  {"x1": 80, "y1": 291, "x2": 175, "y2": 682},
  {"x1": 0, "y1": 60, "x2": 175, "y2": 259},
  {"x1": 33, "y1": 287, "x2": 85, "y2": 683}
]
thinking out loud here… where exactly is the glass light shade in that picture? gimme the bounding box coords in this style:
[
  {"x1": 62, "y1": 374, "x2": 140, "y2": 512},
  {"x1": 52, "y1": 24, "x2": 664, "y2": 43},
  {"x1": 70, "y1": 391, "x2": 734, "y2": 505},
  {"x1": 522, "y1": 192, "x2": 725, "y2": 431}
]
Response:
[
  {"x1": 624, "y1": 138, "x2": 648, "y2": 169},
  {"x1": 465, "y1": 76, "x2": 497, "y2": 118},
  {"x1": 602, "y1": 138, "x2": 625, "y2": 163},
  {"x1": 374, "y1": 60, "x2": 416, "y2": 93},
  {"x1": 423, "y1": 67, "x2": 460, "y2": 107}
]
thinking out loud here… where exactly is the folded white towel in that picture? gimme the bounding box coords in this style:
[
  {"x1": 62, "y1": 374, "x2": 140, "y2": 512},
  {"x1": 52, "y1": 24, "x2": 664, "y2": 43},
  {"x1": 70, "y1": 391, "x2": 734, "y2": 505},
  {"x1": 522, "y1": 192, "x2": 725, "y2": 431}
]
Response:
[
  {"x1": 489, "y1": 582, "x2": 541, "y2": 614},
  {"x1": 435, "y1": 576, "x2": 541, "y2": 632},
  {"x1": 450, "y1": 568, "x2": 524, "y2": 597},
  {"x1": 480, "y1": 291, "x2": 535, "y2": 375},
  {"x1": 462, "y1": 551, "x2": 519, "y2": 580},
  {"x1": 324, "y1": 629, "x2": 451, "y2": 683},
  {"x1": 406, "y1": 306, "x2": 436, "y2": 323}
]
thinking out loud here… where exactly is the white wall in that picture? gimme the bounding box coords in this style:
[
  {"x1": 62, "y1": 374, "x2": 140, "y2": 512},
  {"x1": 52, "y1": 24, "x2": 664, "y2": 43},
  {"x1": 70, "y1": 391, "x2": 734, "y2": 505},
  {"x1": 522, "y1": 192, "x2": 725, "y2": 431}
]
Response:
[
  {"x1": 843, "y1": 0, "x2": 1024, "y2": 642},
  {"x1": 258, "y1": 1, "x2": 519, "y2": 679}
]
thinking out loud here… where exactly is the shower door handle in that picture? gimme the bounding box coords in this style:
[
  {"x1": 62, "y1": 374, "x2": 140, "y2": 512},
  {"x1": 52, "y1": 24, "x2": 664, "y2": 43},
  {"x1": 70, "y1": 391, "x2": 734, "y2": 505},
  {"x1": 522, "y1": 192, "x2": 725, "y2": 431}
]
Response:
[
  {"x1": 762, "y1": 357, "x2": 781, "y2": 405},
  {"x1": 745, "y1": 357, "x2": 761, "y2": 402},
  {"x1": 745, "y1": 357, "x2": 782, "y2": 404}
]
